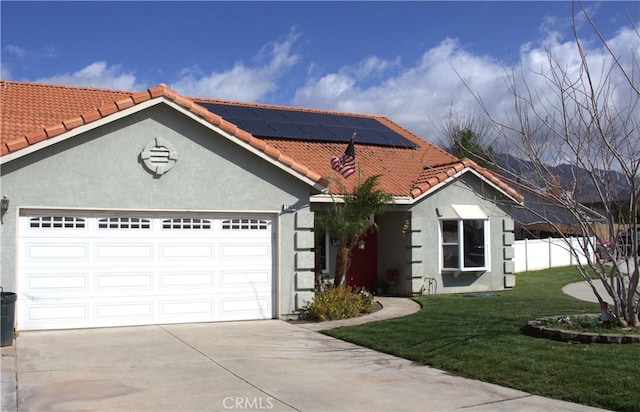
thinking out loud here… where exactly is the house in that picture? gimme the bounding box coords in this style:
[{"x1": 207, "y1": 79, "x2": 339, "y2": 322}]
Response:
[
  {"x1": 0, "y1": 80, "x2": 523, "y2": 331},
  {"x1": 498, "y1": 175, "x2": 607, "y2": 240}
]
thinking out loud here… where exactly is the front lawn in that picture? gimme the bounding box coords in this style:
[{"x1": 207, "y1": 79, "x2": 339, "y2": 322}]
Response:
[{"x1": 324, "y1": 267, "x2": 640, "y2": 412}]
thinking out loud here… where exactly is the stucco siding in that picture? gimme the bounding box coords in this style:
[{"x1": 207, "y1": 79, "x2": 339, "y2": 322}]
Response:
[
  {"x1": 0, "y1": 104, "x2": 314, "y2": 317},
  {"x1": 407, "y1": 173, "x2": 515, "y2": 295}
]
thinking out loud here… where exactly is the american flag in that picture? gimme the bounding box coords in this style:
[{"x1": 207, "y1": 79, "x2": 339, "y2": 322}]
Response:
[{"x1": 331, "y1": 133, "x2": 356, "y2": 178}]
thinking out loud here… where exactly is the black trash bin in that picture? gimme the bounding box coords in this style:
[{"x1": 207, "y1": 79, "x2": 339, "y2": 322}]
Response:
[{"x1": 1, "y1": 287, "x2": 17, "y2": 347}]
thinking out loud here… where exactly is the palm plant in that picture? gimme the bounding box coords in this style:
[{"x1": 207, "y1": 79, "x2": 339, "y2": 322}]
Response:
[{"x1": 316, "y1": 174, "x2": 391, "y2": 287}]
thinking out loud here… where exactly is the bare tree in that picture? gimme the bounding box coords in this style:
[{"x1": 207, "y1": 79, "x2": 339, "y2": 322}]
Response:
[{"x1": 468, "y1": 2, "x2": 640, "y2": 326}]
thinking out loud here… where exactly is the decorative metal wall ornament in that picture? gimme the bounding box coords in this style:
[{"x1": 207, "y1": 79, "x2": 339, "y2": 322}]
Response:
[{"x1": 141, "y1": 137, "x2": 179, "y2": 176}]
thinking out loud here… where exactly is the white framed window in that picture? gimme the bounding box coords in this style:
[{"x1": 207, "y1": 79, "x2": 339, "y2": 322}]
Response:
[
  {"x1": 29, "y1": 216, "x2": 86, "y2": 229},
  {"x1": 221, "y1": 218, "x2": 269, "y2": 230},
  {"x1": 98, "y1": 217, "x2": 151, "y2": 230},
  {"x1": 439, "y1": 205, "x2": 490, "y2": 271},
  {"x1": 162, "y1": 218, "x2": 212, "y2": 230}
]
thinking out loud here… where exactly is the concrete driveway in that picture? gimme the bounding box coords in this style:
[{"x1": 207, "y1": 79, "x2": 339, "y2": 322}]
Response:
[{"x1": 3, "y1": 319, "x2": 605, "y2": 411}]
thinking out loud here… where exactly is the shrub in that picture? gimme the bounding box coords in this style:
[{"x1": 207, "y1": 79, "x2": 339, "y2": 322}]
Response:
[{"x1": 305, "y1": 286, "x2": 373, "y2": 321}]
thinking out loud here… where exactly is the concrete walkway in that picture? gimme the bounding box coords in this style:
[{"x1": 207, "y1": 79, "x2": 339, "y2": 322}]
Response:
[
  {"x1": 299, "y1": 296, "x2": 421, "y2": 331},
  {"x1": 562, "y1": 280, "x2": 609, "y2": 304},
  {"x1": 1, "y1": 297, "x2": 608, "y2": 412}
]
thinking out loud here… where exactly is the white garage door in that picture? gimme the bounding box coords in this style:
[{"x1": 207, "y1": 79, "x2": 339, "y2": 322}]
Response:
[{"x1": 17, "y1": 211, "x2": 274, "y2": 330}]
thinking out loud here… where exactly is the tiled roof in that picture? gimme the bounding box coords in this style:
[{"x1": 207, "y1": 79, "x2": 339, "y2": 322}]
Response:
[
  {"x1": 411, "y1": 158, "x2": 524, "y2": 202},
  {"x1": 0, "y1": 80, "x2": 523, "y2": 202},
  {"x1": 1, "y1": 81, "x2": 132, "y2": 153}
]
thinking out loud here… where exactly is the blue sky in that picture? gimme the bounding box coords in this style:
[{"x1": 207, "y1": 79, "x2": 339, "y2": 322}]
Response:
[{"x1": 2, "y1": 1, "x2": 638, "y2": 142}]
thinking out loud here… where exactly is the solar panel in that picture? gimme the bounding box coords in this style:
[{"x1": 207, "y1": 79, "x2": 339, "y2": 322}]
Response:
[
  {"x1": 224, "y1": 105, "x2": 261, "y2": 120},
  {"x1": 197, "y1": 102, "x2": 417, "y2": 148},
  {"x1": 265, "y1": 121, "x2": 302, "y2": 138}
]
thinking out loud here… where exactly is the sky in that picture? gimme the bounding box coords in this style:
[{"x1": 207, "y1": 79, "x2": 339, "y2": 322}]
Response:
[{"x1": 1, "y1": 1, "x2": 638, "y2": 145}]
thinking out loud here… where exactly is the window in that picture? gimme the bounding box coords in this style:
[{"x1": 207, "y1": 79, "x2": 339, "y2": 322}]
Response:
[
  {"x1": 30, "y1": 216, "x2": 86, "y2": 229},
  {"x1": 221, "y1": 218, "x2": 269, "y2": 230},
  {"x1": 439, "y1": 205, "x2": 489, "y2": 271},
  {"x1": 318, "y1": 231, "x2": 330, "y2": 273},
  {"x1": 98, "y1": 217, "x2": 151, "y2": 230},
  {"x1": 162, "y1": 218, "x2": 212, "y2": 230}
]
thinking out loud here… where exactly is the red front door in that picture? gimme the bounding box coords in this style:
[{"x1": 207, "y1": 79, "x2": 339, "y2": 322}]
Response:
[{"x1": 346, "y1": 229, "x2": 378, "y2": 290}]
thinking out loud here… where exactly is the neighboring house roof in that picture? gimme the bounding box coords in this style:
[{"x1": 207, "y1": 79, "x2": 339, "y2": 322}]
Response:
[
  {"x1": 0, "y1": 80, "x2": 523, "y2": 203},
  {"x1": 500, "y1": 175, "x2": 606, "y2": 229}
]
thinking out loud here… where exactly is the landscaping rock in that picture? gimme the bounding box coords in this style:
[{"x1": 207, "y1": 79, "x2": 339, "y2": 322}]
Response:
[{"x1": 524, "y1": 315, "x2": 640, "y2": 344}]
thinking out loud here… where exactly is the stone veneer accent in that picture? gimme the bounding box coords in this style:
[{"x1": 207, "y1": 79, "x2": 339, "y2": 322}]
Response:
[
  {"x1": 294, "y1": 209, "x2": 315, "y2": 310},
  {"x1": 503, "y1": 219, "x2": 516, "y2": 288}
]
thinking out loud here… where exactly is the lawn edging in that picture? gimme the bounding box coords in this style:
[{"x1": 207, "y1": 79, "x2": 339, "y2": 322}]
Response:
[{"x1": 525, "y1": 315, "x2": 640, "y2": 344}]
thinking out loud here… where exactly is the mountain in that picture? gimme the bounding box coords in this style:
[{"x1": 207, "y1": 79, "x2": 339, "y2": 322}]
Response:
[{"x1": 494, "y1": 153, "x2": 632, "y2": 204}]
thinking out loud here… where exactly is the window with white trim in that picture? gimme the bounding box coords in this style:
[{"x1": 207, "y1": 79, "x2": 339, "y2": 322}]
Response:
[
  {"x1": 162, "y1": 218, "x2": 212, "y2": 230},
  {"x1": 98, "y1": 217, "x2": 151, "y2": 230},
  {"x1": 439, "y1": 205, "x2": 490, "y2": 271},
  {"x1": 221, "y1": 218, "x2": 269, "y2": 230},
  {"x1": 30, "y1": 216, "x2": 86, "y2": 229}
]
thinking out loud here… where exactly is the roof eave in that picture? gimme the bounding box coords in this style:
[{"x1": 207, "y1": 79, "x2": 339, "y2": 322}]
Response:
[
  {"x1": 411, "y1": 167, "x2": 525, "y2": 205},
  {"x1": 309, "y1": 194, "x2": 411, "y2": 205}
]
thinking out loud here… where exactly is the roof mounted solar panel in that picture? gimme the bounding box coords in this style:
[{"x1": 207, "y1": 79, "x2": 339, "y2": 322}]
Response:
[
  {"x1": 279, "y1": 110, "x2": 317, "y2": 125},
  {"x1": 196, "y1": 101, "x2": 417, "y2": 148},
  {"x1": 224, "y1": 105, "x2": 258, "y2": 120},
  {"x1": 264, "y1": 121, "x2": 302, "y2": 138}
]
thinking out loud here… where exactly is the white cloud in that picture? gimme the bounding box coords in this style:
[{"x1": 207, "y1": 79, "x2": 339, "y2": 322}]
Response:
[
  {"x1": 35, "y1": 61, "x2": 141, "y2": 90},
  {"x1": 170, "y1": 29, "x2": 301, "y2": 101},
  {"x1": 293, "y1": 19, "x2": 639, "y2": 147},
  {"x1": 294, "y1": 38, "x2": 507, "y2": 141},
  {"x1": 4, "y1": 45, "x2": 28, "y2": 57},
  {"x1": 0, "y1": 63, "x2": 12, "y2": 80}
]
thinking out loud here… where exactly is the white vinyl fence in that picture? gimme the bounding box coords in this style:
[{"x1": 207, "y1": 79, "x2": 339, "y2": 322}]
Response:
[{"x1": 513, "y1": 237, "x2": 595, "y2": 273}]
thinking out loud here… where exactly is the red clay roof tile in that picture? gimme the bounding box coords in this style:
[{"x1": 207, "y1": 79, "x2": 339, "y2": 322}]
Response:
[
  {"x1": 115, "y1": 97, "x2": 135, "y2": 111},
  {"x1": 6, "y1": 137, "x2": 28, "y2": 152},
  {"x1": 131, "y1": 91, "x2": 151, "y2": 104},
  {"x1": 62, "y1": 116, "x2": 84, "y2": 130},
  {"x1": 81, "y1": 110, "x2": 102, "y2": 124},
  {"x1": 187, "y1": 103, "x2": 210, "y2": 119},
  {"x1": 148, "y1": 85, "x2": 165, "y2": 98},
  {"x1": 44, "y1": 123, "x2": 65, "y2": 138},
  {"x1": 98, "y1": 103, "x2": 118, "y2": 117},
  {"x1": 25, "y1": 130, "x2": 47, "y2": 145}
]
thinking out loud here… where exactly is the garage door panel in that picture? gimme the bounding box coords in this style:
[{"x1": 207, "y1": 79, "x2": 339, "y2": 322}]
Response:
[
  {"x1": 219, "y1": 296, "x2": 271, "y2": 320},
  {"x1": 160, "y1": 300, "x2": 214, "y2": 317},
  {"x1": 95, "y1": 243, "x2": 154, "y2": 260},
  {"x1": 18, "y1": 211, "x2": 275, "y2": 330},
  {"x1": 26, "y1": 273, "x2": 89, "y2": 292},
  {"x1": 219, "y1": 270, "x2": 270, "y2": 287},
  {"x1": 220, "y1": 243, "x2": 270, "y2": 260},
  {"x1": 25, "y1": 304, "x2": 89, "y2": 323},
  {"x1": 95, "y1": 273, "x2": 154, "y2": 290},
  {"x1": 95, "y1": 301, "x2": 154, "y2": 320},
  {"x1": 159, "y1": 244, "x2": 215, "y2": 260},
  {"x1": 24, "y1": 243, "x2": 89, "y2": 261},
  {"x1": 160, "y1": 272, "x2": 215, "y2": 288}
]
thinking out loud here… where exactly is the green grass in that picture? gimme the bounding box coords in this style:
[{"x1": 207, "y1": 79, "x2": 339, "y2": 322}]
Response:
[{"x1": 324, "y1": 267, "x2": 640, "y2": 412}]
